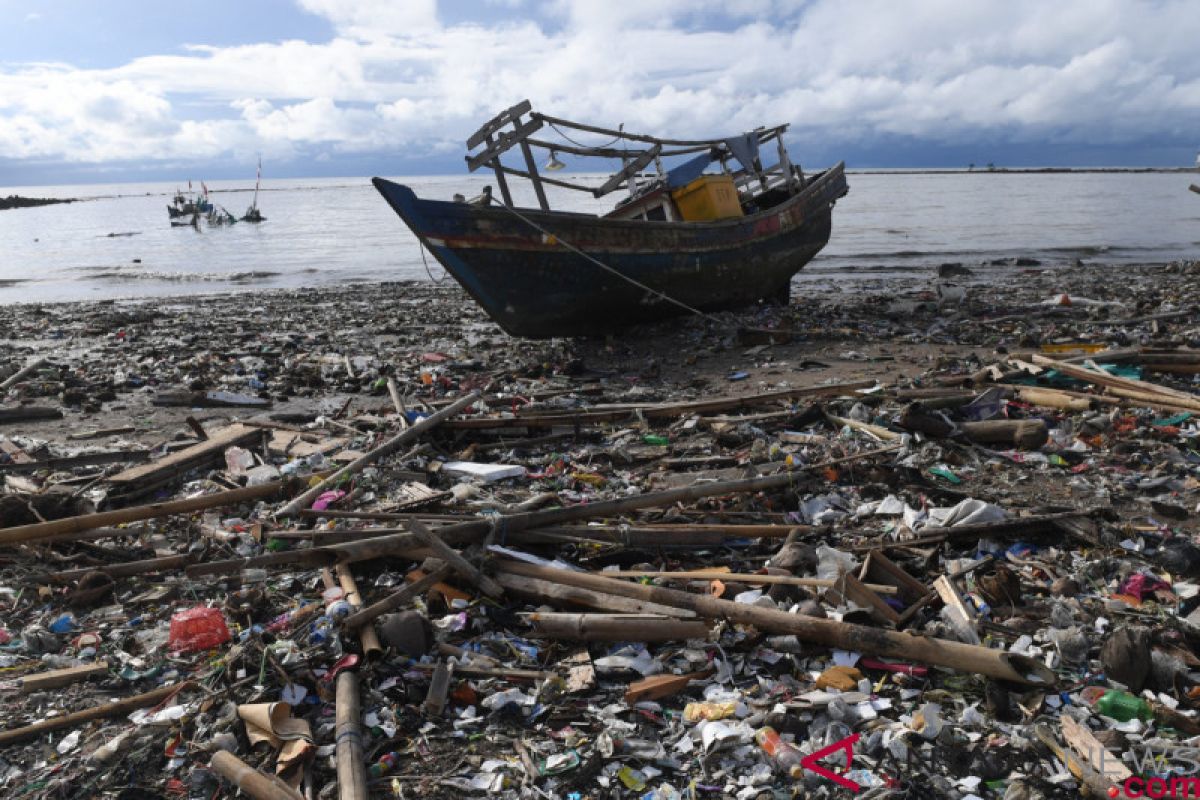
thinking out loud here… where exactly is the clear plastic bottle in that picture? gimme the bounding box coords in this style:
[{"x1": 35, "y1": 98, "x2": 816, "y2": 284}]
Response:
[{"x1": 755, "y1": 726, "x2": 804, "y2": 778}]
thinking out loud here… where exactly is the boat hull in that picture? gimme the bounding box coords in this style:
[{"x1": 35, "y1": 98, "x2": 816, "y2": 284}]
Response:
[{"x1": 373, "y1": 164, "x2": 846, "y2": 338}]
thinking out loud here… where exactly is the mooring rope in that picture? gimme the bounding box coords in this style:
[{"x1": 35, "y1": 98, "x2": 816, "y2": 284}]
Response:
[
  {"x1": 494, "y1": 201, "x2": 724, "y2": 325},
  {"x1": 417, "y1": 238, "x2": 447, "y2": 284}
]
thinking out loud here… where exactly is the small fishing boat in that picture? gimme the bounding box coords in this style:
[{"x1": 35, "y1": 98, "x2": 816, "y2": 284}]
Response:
[
  {"x1": 241, "y1": 159, "x2": 266, "y2": 222},
  {"x1": 167, "y1": 184, "x2": 212, "y2": 219},
  {"x1": 373, "y1": 101, "x2": 847, "y2": 338}
]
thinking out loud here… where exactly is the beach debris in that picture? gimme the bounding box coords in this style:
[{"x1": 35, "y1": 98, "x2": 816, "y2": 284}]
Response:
[{"x1": 0, "y1": 261, "x2": 1198, "y2": 798}]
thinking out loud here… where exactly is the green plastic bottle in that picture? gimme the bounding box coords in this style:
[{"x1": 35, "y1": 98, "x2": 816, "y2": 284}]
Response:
[{"x1": 1087, "y1": 688, "x2": 1153, "y2": 722}]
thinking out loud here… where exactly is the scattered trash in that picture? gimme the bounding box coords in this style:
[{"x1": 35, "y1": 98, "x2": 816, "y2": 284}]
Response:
[{"x1": 1, "y1": 261, "x2": 1199, "y2": 797}]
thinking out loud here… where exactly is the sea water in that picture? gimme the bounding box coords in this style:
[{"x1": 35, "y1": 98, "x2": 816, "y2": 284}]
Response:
[{"x1": 0, "y1": 170, "x2": 1196, "y2": 304}]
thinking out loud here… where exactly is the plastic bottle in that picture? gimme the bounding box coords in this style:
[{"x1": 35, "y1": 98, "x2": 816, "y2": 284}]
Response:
[
  {"x1": 1081, "y1": 687, "x2": 1153, "y2": 722},
  {"x1": 755, "y1": 726, "x2": 804, "y2": 778}
]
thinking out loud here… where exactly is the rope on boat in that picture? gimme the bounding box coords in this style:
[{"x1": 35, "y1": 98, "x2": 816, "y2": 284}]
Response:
[
  {"x1": 494, "y1": 202, "x2": 724, "y2": 326},
  {"x1": 418, "y1": 239, "x2": 448, "y2": 284}
]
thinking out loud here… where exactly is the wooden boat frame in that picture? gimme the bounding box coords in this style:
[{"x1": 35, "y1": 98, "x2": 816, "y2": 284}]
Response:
[{"x1": 373, "y1": 100, "x2": 848, "y2": 338}]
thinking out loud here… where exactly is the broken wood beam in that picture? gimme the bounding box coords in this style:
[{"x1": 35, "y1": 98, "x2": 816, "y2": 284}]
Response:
[
  {"x1": 422, "y1": 660, "x2": 453, "y2": 716},
  {"x1": 493, "y1": 561, "x2": 1056, "y2": 686},
  {"x1": 20, "y1": 661, "x2": 109, "y2": 693},
  {"x1": 106, "y1": 423, "x2": 262, "y2": 493},
  {"x1": 276, "y1": 391, "x2": 479, "y2": 518},
  {"x1": 0, "y1": 480, "x2": 292, "y2": 547}
]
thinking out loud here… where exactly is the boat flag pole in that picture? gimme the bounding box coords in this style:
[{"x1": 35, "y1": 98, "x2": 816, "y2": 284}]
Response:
[{"x1": 252, "y1": 157, "x2": 261, "y2": 214}]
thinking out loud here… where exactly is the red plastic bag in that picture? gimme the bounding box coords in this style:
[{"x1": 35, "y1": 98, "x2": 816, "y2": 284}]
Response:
[{"x1": 169, "y1": 606, "x2": 230, "y2": 653}]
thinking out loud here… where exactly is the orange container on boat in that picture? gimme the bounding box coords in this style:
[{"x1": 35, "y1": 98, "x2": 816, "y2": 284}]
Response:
[{"x1": 670, "y1": 174, "x2": 743, "y2": 221}]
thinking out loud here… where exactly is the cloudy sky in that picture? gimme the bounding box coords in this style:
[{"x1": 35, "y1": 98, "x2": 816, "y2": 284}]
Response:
[{"x1": 2, "y1": 0, "x2": 1199, "y2": 186}]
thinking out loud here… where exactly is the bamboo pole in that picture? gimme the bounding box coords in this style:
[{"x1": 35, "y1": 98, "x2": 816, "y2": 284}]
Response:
[
  {"x1": 0, "y1": 481, "x2": 291, "y2": 547},
  {"x1": 1012, "y1": 387, "x2": 1093, "y2": 412},
  {"x1": 341, "y1": 564, "x2": 453, "y2": 631},
  {"x1": 275, "y1": 391, "x2": 479, "y2": 518},
  {"x1": 0, "y1": 682, "x2": 188, "y2": 746},
  {"x1": 210, "y1": 750, "x2": 304, "y2": 800},
  {"x1": 495, "y1": 572, "x2": 697, "y2": 617},
  {"x1": 595, "y1": 570, "x2": 900, "y2": 593},
  {"x1": 335, "y1": 564, "x2": 383, "y2": 659},
  {"x1": 1101, "y1": 384, "x2": 1200, "y2": 412},
  {"x1": 0, "y1": 356, "x2": 48, "y2": 391},
  {"x1": 1031, "y1": 354, "x2": 1200, "y2": 407},
  {"x1": 335, "y1": 672, "x2": 368, "y2": 800},
  {"x1": 408, "y1": 519, "x2": 503, "y2": 598},
  {"x1": 119, "y1": 446, "x2": 901, "y2": 581},
  {"x1": 493, "y1": 562, "x2": 1056, "y2": 686},
  {"x1": 526, "y1": 613, "x2": 711, "y2": 641}
]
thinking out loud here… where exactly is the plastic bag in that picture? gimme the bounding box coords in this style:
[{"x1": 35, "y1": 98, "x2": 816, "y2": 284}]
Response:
[{"x1": 169, "y1": 606, "x2": 231, "y2": 653}]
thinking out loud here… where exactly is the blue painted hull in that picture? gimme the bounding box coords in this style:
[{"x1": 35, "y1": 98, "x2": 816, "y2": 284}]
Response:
[{"x1": 373, "y1": 164, "x2": 847, "y2": 337}]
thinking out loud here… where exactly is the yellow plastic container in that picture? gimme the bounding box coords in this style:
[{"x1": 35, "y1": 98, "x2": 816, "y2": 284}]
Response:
[{"x1": 670, "y1": 174, "x2": 743, "y2": 221}]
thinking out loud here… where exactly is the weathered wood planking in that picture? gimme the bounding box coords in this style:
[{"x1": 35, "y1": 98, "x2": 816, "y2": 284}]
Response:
[{"x1": 108, "y1": 423, "x2": 260, "y2": 490}]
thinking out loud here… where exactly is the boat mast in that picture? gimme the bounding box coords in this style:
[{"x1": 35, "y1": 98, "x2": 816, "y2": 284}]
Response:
[{"x1": 251, "y1": 157, "x2": 261, "y2": 212}]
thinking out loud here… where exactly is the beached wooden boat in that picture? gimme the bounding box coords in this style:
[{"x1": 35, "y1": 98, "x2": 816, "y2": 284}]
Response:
[{"x1": 373, "y1": 101, "x2": 848, "y2": 338}]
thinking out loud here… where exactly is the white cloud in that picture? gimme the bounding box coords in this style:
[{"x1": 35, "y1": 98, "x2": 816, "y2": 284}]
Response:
[{"x1": 0, "y1": 0, "x2": 1198, "y2": 169}]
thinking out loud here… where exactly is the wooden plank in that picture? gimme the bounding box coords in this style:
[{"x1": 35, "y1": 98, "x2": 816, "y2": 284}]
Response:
[
  {"x1": 932, "y1": 575, "x2": 980, "y2": 645},
  {"x1": 823, "y1": 572, "x2": 900, "y2": 625},
  {"x1": 1061, "y1": 715, "x2": 1132, "y2": 783},
  {"x1": 859, "y1": 550, "x2": 929, "y2": 605},
  {"x1": 108, "y1": 423, "x2": 260, "y2": 487},
  {"x1": 20, "y1": 661, "x2": 109, "y2": 693},
  {"x1": 466, "y1": 99, "x2": 532, "y2": 149},
  {"x1": 2, "y1": 449, "x2": 152, "y2": 474},
  {"x1": 466, "y1": 117, "x2": 544, "y2": 172},
  {"x1": 593, "y1": 145, "x2": 662, "y2": 197}
]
